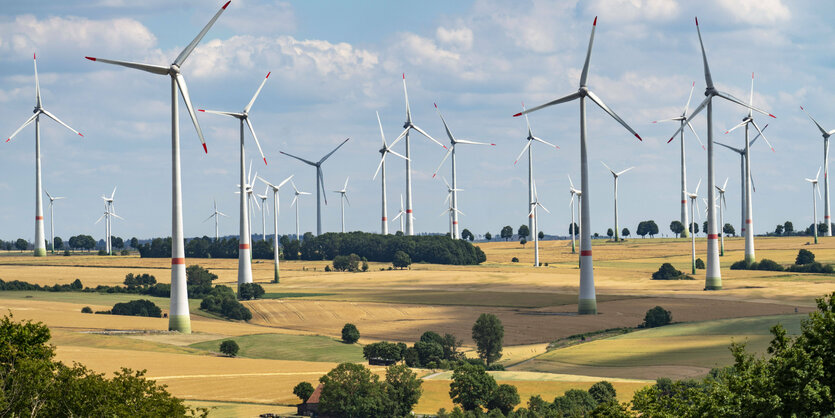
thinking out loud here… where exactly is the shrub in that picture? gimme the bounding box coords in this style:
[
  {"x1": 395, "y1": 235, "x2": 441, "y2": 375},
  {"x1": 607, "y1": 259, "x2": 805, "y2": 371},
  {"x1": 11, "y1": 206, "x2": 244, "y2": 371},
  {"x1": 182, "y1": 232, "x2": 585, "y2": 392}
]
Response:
[
  {"x1": 81, "y1": 306, "x2": 92, "y2": 314},
  {"x1": 219, "y1": 340, "x2": 239, "y2": 357},
  {"x1": 641, "y1": 306, "x2": 672, "y2": 328},
  {"x1": 695, "y1": 258, "x2": 705, "y2": 269},
  {"x1": 652, "y1": 263, "x2": 690, "y2": 280},
  {"x1": 199, "y1": 285, "x2": 252, "y2": 321},
  {"x1": 324, "y1": 265, "x2": 331, "y2": 272},
  {"x1": 341, "y1": 323, "x2": 360, "y2": 344},
  {"x1": 97, "y1": 249, "x2": 107, "y2": 256},
  {"x1": 796, "y1": 249, "x2": 816, "y2": 265},
  {"x1": 511, "y1": 257, "x2": 519, "y2": 263},
  {"x1": 392, "y1": 251, "x2": 411, "y2": 270},
  {"x1": 120, "y1": 249, "x2": 130, "y2": 256},
  {"x1": 730, "y1": 260, "x2": 751, "y2": 270},
  {"x1": 293, "y1": 381, "x2": 315, "y2": 403},
  {"x1": 63, "y1": 249, "x2": 70, "y2": 256},
  {"x1": 363, "y1": 341, "x2": 404, "y2": 363},
  {"x1": 757, "y1": 259, "x2": 784, "y2": 271},
  {"x1": 788, "y1": 262, "x2": 835, "y2": 274},
  {"x1": 110, "y1": 299, "x2": 162, "y2": 318},
  {"x1": 237, "y1": 283, "x2": 264, "y2": 300}
]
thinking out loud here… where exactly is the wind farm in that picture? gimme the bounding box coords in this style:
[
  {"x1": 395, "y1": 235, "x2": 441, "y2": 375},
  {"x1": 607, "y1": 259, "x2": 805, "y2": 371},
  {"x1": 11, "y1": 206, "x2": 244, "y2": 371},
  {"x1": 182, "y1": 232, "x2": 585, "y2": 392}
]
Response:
[{"x1": 0, "y1": 2, "x2": 834, "y2": 417}]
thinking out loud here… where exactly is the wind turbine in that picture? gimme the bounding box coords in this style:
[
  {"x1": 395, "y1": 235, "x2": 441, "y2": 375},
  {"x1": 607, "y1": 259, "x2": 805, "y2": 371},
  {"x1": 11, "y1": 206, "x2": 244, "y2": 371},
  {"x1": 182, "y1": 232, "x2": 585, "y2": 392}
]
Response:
[
  {"x1": 806, "y1": 168, "x2": 822, "y2": 244},
  {"x1": 257, "y1": 187, "x2": 269, "y2": 242},
  {"x1": 45, "y1": 190, "x2": 64, "y2": 254},
  {"x1": 716, "y1": 124, "x2": 767, "y2": 240},
  {"x1": 203, "y1": 200, "x2": 228, "y2": 242},
  {"x1": 280, "y1": 138, "x2": 350, "y2": 235},
  {"x1": 514, "y1": 17, "x2": 642, "y2": 314},
  {"x1": 723, "y1": 73, "x2": 774, "y2": 264},
  {"x1": 665, "y1": 18, "x2": 775, "y2": 291},
  {"x1": 332, "y1": 177, "x2": 350, "y2": 233},
  {"x1": 101, "y1": 187, "x2": 117, "y2": 255},
  {"x1": 258, "y1": 175, "x2": 293, "y2": 283},
  {"x1": 440, "y1": 182, "x2": 465, "y2": 238},
  {"x1": 529, "y1": 182, "x2": 550, "y2": 267},
  {"x1": 514, "y1": 102, "x2": 559, "y2": 237},
  {"x1": 7, "y1": 54, "x2": 83, "y2": 257},
  {"x1": 373, "y1": 112, "x2": 409, "y2": 235},
  {"x1": 653, "y1": 81, "x2": 704, "y2": 239},
  {"x1": 95, "y1": 200, "x2": 123, "y2": 255},
  {"x1": 601, "y1": 162, "x2": 634, "y2": 242},
  {"x1": 198, "y1": 71, "x2": 270, "y2": 288},
  {"x1": 392, "y1": 74, "x2": 446, "y2": 235},
  {"x1": 290, "y1": 180, "x2": 311, "y2": 240},
  {"x1": 568, "y1": 175, "x2": 582, "y2": 255},
  {"x1": 85, "y1": 1, "x2": 231, "y2": 333},
  {"x1": 685, "y1": 179, "x2": 701, "y2": 274},
  {"x1": 715, "y1": 178, "x2": 729, "y2": 256},
  {"x1": 800, "y1": 106, "x2": 834, "y2": 237},
  {"x1": 391, "y1": 195, "x2": 406, "y2": 234}
]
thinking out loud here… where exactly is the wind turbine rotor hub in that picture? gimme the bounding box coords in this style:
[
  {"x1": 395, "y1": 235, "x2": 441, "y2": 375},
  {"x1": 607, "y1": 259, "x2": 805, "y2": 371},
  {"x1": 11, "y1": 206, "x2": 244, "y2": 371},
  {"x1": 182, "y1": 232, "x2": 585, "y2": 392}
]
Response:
[
  {"x1": 32, "y1": 107, "x2": 39, "y2": 114},
  {"x1": 169, "y1": 64, "x2": 181, "y2": 75},
  {"x1": 578, "y1": 87, "x2": 589, "y2": 96},
  {"x1": 705, "y1": 87, "x2": 717, "y2": 96}
]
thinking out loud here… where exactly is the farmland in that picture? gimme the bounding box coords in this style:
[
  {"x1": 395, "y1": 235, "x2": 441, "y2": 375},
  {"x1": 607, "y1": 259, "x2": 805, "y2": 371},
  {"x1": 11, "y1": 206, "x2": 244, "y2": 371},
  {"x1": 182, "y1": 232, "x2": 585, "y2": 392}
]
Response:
[{"x1": 0, "y1": 235, "x2": 831, "y2": 414}]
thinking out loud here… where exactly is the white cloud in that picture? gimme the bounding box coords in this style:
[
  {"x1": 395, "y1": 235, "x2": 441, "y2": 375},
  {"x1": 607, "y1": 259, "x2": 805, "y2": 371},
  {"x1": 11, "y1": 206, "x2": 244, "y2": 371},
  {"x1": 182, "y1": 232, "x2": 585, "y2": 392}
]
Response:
[
  {"x1": 715, "y1": 0, "x2": 790, "y2": 24},
  {"x1": 586, "y1": 0, "x2": 680, "y2": 22},
  {"x1": 436, "y1": 26, "x2": 473, "y2": 50}
]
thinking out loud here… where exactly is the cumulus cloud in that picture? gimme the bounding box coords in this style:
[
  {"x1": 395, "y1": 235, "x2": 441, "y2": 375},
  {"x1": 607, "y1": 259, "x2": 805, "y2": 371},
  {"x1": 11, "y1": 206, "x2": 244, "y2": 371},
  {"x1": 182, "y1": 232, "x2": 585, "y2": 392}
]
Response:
[
  {"x1": 715, "y1": 0, "x2": 790, "y2": 24},
  {"x1": 436, "y1": 26, "x2": 473, "y2": 50},
  {"x1": 586, "y1": 0, "x2": 680, "y2": 22}
]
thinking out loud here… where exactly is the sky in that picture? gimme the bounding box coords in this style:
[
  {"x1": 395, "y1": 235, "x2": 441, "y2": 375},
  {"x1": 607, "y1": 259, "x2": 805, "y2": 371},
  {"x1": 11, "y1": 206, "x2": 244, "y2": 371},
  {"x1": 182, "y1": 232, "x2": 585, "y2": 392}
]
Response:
[{"x1": 0, "y1": 0, "x2": 832, "y2": 242}]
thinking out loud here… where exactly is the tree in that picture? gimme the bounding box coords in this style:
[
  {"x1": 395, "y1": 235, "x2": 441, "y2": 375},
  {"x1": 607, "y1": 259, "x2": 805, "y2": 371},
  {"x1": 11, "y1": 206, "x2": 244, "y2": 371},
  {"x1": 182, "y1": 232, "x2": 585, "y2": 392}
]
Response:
[
  {"x1": 647, "y1": 220, "x2": 659, "y2": 238},
  {"x1": 784, "y1": 221, "x2": 794, "y2": 235},
  {"x1": 517, "y1": 224, "x2": 530, "y2": 239},
  {"x1": 484, "y1": 232, "x2": 492, "y2": 241},
  {"x1": 519, "y1": 238, "x2": 527, "y2": 247},
  {"x1": 15, "y1": 238, "x2": 28, "y2": 252},
  {"x1": 500, "y1": 226, "x2": 513, "y2": 241},
  {"x1": 130, "y1": 237, "x2": 139, "y2": 249},
  {"x1": 796, "y1": 249, "x2": 815, "y2": 265},
  {"x1": 538, "y1": 231, "x2": 545, "y2": 240},
  {"x1": 392, "y1": 251, "x2": 411, "y2": 269},
  {"x1": 111, "y1": 236, "x2": 124, "y2": 250},
  {"x1": 363, "y1": 341, "x2": 404, "y2": 363},
  {"x1": 461, "y1": 229, "x2": 474, "y2": 241},
  {"x1": 237, "y1": 283, "x2": 264, "y2": 300},
  {"x1": 318, "y1": 363, "x2": 387, "y2": 417},
  {"x1": 819, "y1": 222, "x2": 829, "y2": 235},
  {"x1": 703, "y1": 221, "x2": 709, "y2": 235},
  {"x1": 607, "y1": 228, "x2": 614, "y2": 239},
  {"x1": 589, "y1": 381, "x2": 617, "y2": 404},
  {"x1": 637, "y1": 221, "x2": 648, "y2": 238},
  {"x1": 775, "y1": 224, "x2": 784, "y2": 235},
  {"x1": 724, "y1": 223, "x2": 736, "y2": 237},
  {"x1": 488, "y1": 384, "x2": 520, "y2": 415},
  {"x1": 219, "y1": 340, "x2": 239, "y2": 357},
  {"x1": 622, "y1": 228, "x2": 630, "y2": 238},
  {"x1": 569, "y1": 222, "x2": 579, "y2": 235},
  {"x1": 472, "y1": 313, "x2": 504, "y2": 365},
  {"x1": 341, "y1": 323, "x2": 360, "y2": 344},
  {"x1": 53, "y1": 237, "x2": 63, "y2": 251},
  {"x1": 641, "y1": 306, "x2": 672, "y2": 328},
  {"x1": 652, "y1": 263, "x2": 686, "y2": 280},
  {"x1": 293, "y1": 381, "x2": 315, "y2": 403},
  {"x1": 670, "y1": 221, "x2": 685, "y2": 238},
  {"x1": 689, "y1": 222, "x2": 699, "y2": 235},
  {"x1": 449, "y1": 362, "x2": 497, "y2": 411},
  {"x1": 384, "y1": 364, "x2": 422, "y2": 417},
  {"x1": 553, "y1": 389, "x2": 598, "y2": 416}
]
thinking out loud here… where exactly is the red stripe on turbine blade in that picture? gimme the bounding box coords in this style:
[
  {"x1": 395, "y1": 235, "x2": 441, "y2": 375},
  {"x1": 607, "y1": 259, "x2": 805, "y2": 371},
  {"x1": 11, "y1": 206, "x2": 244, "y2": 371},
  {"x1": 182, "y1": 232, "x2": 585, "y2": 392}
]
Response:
[
  {"x1": 263, "y1": 158, "x2": 268, "y2": 166},
  {"x1": 34, "y1": 53, "x2": 36, "y2": 60},
  {"x1": 222, "y1": 1, "x2": 231, "y2": 9},
  {"x1": 198, "y1": 109, "x2": 205, "y2": 112},
  {"x1": 171, "y1": 258, "x2": 185, "y2": 265},
  {"x1": 490, "y1": 143, "x2": 496, "y2": 146},
  {"x1": 651, "y1": 121, "x2": 658, "y2": 124},
  {"x1": 5, "y1": 139, "x2": 10, "y2": 143},
  {"x1": 708, "y1": 234, "x2": 718, "y2": 239},
  {"x1": 769, "y1": 114, "x2": 776, "y2": 118},
  {"x1": 432, "y1": 174, "x2": 436, "y2": 178},
  {"x1": 78, "y1": 133, "x2": 83, "y2": 137},
  {"x1": 695, "y1": 17, "x2": 699, "y2": 26},
  {"x1": 85, "y1": 56, "x2": 96, "y2": 61},
  {"x1": 202, "y1": 143, "x2": 208, "y2": 154},
  {"x1": 513, "y1": 112, "x2": 522, "y2": 117},
  {"x1": 402, "y1": 73, "x2": 405, "y2": 80},
  {"x1": 580, "y1": 250, "x2": 592, "y2": 256},
  {"x1": 513, "y1": 160, "x2": 518, "y2": 165},
  {"x1": 593, "y1": 16, "x2": 597, "y2": 26},
  {"x1": 635, "y1": 133, "x2": 642, "y2": 141},
  {"x1": 239, "y1": 244, "x2": 250, "y2": 249},
  {"x1": 667, "y1": 137, "x2": 675, "y2": 143},
  {"x1": 266, "y1": 72, "x2": 271, "y2": 78}
]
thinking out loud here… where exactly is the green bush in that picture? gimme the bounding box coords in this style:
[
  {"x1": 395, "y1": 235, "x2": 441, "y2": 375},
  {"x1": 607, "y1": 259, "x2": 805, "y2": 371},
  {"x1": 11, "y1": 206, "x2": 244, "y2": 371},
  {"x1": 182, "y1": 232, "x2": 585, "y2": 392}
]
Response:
[
  {"x1": 756, "y1": 259, "x2": 784, "y2": 271},
  {"x1": 293, "y1": 381, "x2": 315, "y2": 403},
  {"x1": 120, "y1": 249, "x2": 130, "y2": 256},
  {"x1": 324, "y1": 265, "x2": 331, "y2": 272},
  {"x1": 333, "y1": 253, "x2": 361, "y2": 272},
  {"x1": 796, "y1": 249, "x2": 815, "y2": 265},
  {"x1": 652, "y1": 263, "x2": 691, "y2": 280},
  {"x1": 237, "y1": 283, "x2": 264, "y2": 300},
  {"x1": 363, "y1": 341, "x2": 404, "y2": 363},
  {"x1": 511, "y1": 257, "x2": 519, "y2": 263},
  {"x1": 219, "y1": 340, "x2": 239, "y2": 357},
  {"x1": 111, "y1": 299, "x2": 162, "y2": 317},
  {"x1": 199, "y1": 285, "x2": 252, "y2": 321},
  {"x1": 392, "y1": 251, "x2": 411, "y2": 269},
  {"x1": 341, "y1": 323, "x2": 360, "y2": 344},
  {"x1": 641, "y1": 306, "x2": 672, "y2": 328},
  {"x1": 730, "y1": 260, "x2": 751, "y2": 270},
  {"x1": 788, "y1": 262, "x2": 835, "y2": 274},
  {"x1": 81, "y1": 306, "x2": 92, "y2": 314},
  {"x1": 63, "y1": 249, "x2": 70, "y2": 256},
  {"x1": 588, "y1": 381, "x2": 617, "y2": 404},
  {"x1": 695, "y1": 258, "x2": 705, "y2": 269}
]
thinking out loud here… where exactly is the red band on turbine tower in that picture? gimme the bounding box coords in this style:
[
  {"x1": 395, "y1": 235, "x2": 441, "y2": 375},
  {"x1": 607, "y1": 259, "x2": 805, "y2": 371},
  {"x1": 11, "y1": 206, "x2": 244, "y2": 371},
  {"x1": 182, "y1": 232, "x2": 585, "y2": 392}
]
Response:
[
  {"x1": 708, "y1": 234, "x2": 719, "y2": 239},
  {"x1": 826, "y1": 216, "x2": 831, "y2": 219},
  {"x1": 406, "y1": 210, "x2": 413, "y2": 213},
  {"x1": 239, "y1": 244, "x2": 250, "y2": 250},
  {"x1": 745, "y1": 219, "x2": 752, "y2": 224},
  {"x1": 171, "y1": 258, "x2": 185, "y2": 265},
  {"x1": 580, "y1": 250, "x2": 592, "y2": 256},
  {"x1": 381, "y1": 217, "x2": 387, "y2": 221},
  {"x1": 452, "y1": 221, "x2": 458, "y2": 225},
  {"x1": 35, "y1": 216, "x2": 43, "y2": 220},
  {"x1": 681, "y1": 200, "x2": 686, "y2": 204}
]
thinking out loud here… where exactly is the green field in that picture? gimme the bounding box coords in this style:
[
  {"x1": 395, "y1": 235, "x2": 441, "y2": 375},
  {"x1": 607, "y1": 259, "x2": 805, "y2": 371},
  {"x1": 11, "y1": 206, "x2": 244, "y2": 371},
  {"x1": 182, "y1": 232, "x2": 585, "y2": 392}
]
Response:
[{"x1": 190, "y1": 333, "x2": 365, "y2": 363}]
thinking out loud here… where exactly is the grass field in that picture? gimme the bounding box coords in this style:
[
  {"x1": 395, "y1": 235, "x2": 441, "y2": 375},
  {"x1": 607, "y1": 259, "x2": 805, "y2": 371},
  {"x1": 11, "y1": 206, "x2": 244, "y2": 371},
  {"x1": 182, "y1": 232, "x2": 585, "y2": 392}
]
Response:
[{"x1": 1, "y1": 235, "x2": 833, "y2": 414}]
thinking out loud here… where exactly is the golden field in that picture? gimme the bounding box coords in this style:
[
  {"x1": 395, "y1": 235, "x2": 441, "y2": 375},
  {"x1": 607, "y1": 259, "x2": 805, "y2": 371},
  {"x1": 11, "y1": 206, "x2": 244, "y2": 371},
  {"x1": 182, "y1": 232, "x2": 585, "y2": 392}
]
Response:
[{"x1": 0, "y1": 235, "x2": 833, "y2": 415}]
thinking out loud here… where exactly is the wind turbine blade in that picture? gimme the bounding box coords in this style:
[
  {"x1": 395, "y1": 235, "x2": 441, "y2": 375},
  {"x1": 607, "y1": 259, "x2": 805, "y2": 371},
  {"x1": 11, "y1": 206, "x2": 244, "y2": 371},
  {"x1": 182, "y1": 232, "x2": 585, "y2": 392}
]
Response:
[
  {"x1": 290, "y1": 195, "x2": 298, "y2": 207},
  {"x1": 748, "y1": 72, "x2": 755, "y2": 118},
  {"x1": 600, "y1": 161, "x2": 614, "y2": 175},
  {"x1": 579, "y1": 16, "x2": 597, "y2": 87},
  {"x1": 715, "y1": 141, "x2": 743, "y2": 154},
  {"x1": 513, "y1": 141, "x2": 532, "y2": 165},
  {"x1": 715, "y1": 90, "x2": 775, "y2": 119},
  {"x1": 389, "y1": 127, "x2": 410, "y2": 150},
  {"x1": 33, "y1": 53, "x2": 42, "y2": 108},
  {"x1": 818, "y1": 183, "x2": 823, "y2": 200},
  {"x1": 651, "y1": 117, "x2": 678, "y2": 124},
  {"x1": 616, "y1": 167, "x2": 635, "y2": 176},
  {"x1": 243, "y1": 71, "x2": 270, "y2": 113},
  {"x1": 95, "y1": 214, "x2": 106, "y2": 224},
  {"x1": 455, "y1": 139, "x2": 493, "y2": 146},
  {"x1": 45, "y1": 190, "x2": 52, "y2": 200},
  {"x1": 373, "y1": 155, "x2": 385, "y2": 180},
  {"x1": 252, "y1": 194, "x2": 260, "y2": 210},
  {"x1": 722, "y1": 177, "x2": 729, "y2": 190},
  {"x1": 391, "y1": 212, "x2": 402, "y2": 222},
  {"x1": 532, "y1": 136, "x2": 558, "y2": 148},
  {"x1": 442, "y1": 176, "x2": 451, "y2": 190},
  {"x1": 694, "y1": 17, "x2": 714, "y2": 89},
  {"x1": 695, "y1": 178, "x2": 702, "y2": 196},
  {"x1": 84, "y1": 57, "x2": 168, "y2": 75},
  {"x1": 799, "y1": 106, "x2": 828, "y2": 136},
  {"x1": 375, "y1": 111, "x2": 388, "y2": 147},
  {"x1": 686, "y1": 121, "x2": 706, "y2": 150},
  {"x1": 244, "y1": 118, "x2": 267, "y2": 165},
  {"x1": 522, "y1": 101, "x2": 532, "y2": 134},
  {"x1": 6, "y1": 113, "x2": 38, "y2": 143},
  {"x1": 318, "y1": 167, "x2": 328, "y2": 205},
  {"x1": 411, "y1": 124, "x2": 446, "y2": 149},
  {"x1": 402, "y1": 73, "x2": 411, "y2": 122},
  {"x1": 513, "y1": 91, "x2": 581, "y2": 117},
  {"x1": 257, "y1": 175, "x2": 275, "y2": 189},
  {"x1": 111, "y1": 212, "x2": 125, "y2": 221},
  {"x1": 203, "y1": 213, "x2": 216, "y2": 223},
  {"x1": 723, "y1": 120, "x2": 747, "y2": 135},
  {"x1": 41, "y1": 109, "x2": 83, "y2": 137},
  {"x1": 568, "y1": 174, "x2": 575, "y2": 189},
  {"x1": 174, "y1": 73, "x2": 207, "y2": 152},
  {"x1": 110, "y1": 186, "x2": 117, "y2": 200},
  {"x1": 173, "y1": 1, "x2": 231, "y2": 66},
  {"x1": 387, "y1": 149, "x2": 409, "y2": 161},
  {"x1": 750, "y1": 120, "x2": 774, "y2": 152},
  {"x1": 198, "y1": 109, "x2": 241, "y2": 117},
  {"x1": 434, "y1": 103, "x2": 455, "y2": 143},
  {"x1": 344, "y1": 193, "x2": 350, "y2": 206},
  {"x1": 668, "y1": 96, "x2": 709, "y2": 143},
  {"x1": 319, "y1": 138, "x2": 350, "y2": 164},
  {"x1": 684, "y1": 81, "x2": 696, "y2": 115},
  {"x1": 343, "y1": 177, "x2": 349, "y2": 190},
  {"x1": 586, "y1": 90, "x2": 642, "y2": 141},
  {"x1": 280, "y1": 151, "x2": 316, "y2": 166},
  {"x1": 276, "y1": 175, "x2": 293, "y2": 190},
  {"x1": 816, "y1": 166, "x2": 822, "y2": 182},
  {"x1": 455, "y1": 208, "x2": 465, "y2": 216},
  {"x1": 218, "y1": 211, "x2": 229, "y2": 217}
]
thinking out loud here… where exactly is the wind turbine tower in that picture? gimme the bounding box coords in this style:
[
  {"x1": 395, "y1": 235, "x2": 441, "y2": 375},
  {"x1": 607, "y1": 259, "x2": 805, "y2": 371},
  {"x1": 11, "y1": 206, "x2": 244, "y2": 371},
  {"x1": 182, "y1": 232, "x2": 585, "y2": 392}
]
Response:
[
  {"x1": 514, "y1": 102, "x2": 558, "y2": 236},
  {"x1": 807, "y1": 168, "x2": 822, "y2": 244},
  {"x1": 258, "y1": 175, "x2": 293, "y2": 283},
  {"x1": 333, "y1": 177, "x2": 350, "y2": 233},
  {"x1": 601, "y1": 162, "x2": 634, "y2": 242},
  {"x1": 800, "y1": 107, "x2": 835, "y2": 237},
  {"x1": 290, "y1": 180, "x2": 311, "y2": 240},
  {"x1": 373, "y1": 112, "x2": 409, "y2": 235},
  {"x1": 45, "y1": 190, "x2": 64, "y2": 254},
  {"x1": 203, "y1": 200, "x2": 228, "y2": 242}
]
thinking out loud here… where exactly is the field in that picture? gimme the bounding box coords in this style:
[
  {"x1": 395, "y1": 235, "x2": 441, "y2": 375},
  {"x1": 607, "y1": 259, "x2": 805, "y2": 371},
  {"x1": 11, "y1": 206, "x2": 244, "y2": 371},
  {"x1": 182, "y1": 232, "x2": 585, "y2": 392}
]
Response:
[{"x1": 0, "y1": 235, "x2": 832, "y2": 415}]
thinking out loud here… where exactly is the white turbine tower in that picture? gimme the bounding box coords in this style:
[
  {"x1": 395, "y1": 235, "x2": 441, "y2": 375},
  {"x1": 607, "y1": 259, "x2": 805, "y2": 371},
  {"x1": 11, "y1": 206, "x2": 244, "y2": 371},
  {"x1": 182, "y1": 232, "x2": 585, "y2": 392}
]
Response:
[
  {"x1": 391, "y1": 195, "x2": 406, "y2": 234},
  {"x1": 568, "y1": 175, "x2": 582, "y2": 255},
  {"x1": 514, "y1": 17, "x2": 642, "y2": 314},
  {"x1": 199, "y1": 71, "x2": 270, "y2": 288},
  {"x1": 280, "y1": 138, "x2": 350, "y2": 235},
  {"x1": 373, "y1": 112, "x2": 409, "y2": 235},
  {"x1": 685, "y1": 179, "x2": 701, "y2": 274},
  {"x1": 101, "y1": 187, "x2": 117, "y2": 255},
  {"x1": 7, "y1": 54, "x2": 83, "y2": 257},
  {"x1": 601, "y1": 162, "x2": 634, "y2": 242},
  {"x1": 392, "y1": 74, "x2": 446, "y2": 235},
  {"x1": 800, "y1": 107, "x2": 835, "y2": 237},
  {"x1": 290, "y1": 180, "x2": 311, "y2": 240},
  {"x1": 653, "y1": 81, "x2": 704, "y2": 239},
  {"x1": 715, "y1": 178, "x2": 729, "y2": 256},
  {"x1": 257, "y1": 187, "x2": 269, "y2": 242},
  {"x1": 665, "y1": 17, "x2": 775, "y2": 291},
  {"x1": 514, "y1": 102, "x2": 559, "y2": 236},
  {"x1": 332, "y1": 177, "x2": 350, "y2": 233},
  {"x1": 203, "y1": 200, "x2": 228, "y2": 242},
  {"x1": 45, "y1": 190, "x2": 64, "y2": 254},
  {"x1": 440, "y1": 180, "x2": 465, "y2": 238},
  {"x1": 716, "y1": 124, "x2": 768, "y2": 240},
  {"x1": 431, "y1": 103, "x2": 494, "y2": 239},
  {"x1": 85, "y1": 1, "x2": 231, "y2": 333},
  {"x1": 258, "y1": 175, "x2": 293, "y2": 283},
  {"x1": 529, "y1": 182, "x2": 550, "y2": 267},
  {"x1": 723, "y1": 73, "x2": 774, "y2": 263},
  {"x1": 806, "y1": 168, "x2": 822, "y2": 244}
]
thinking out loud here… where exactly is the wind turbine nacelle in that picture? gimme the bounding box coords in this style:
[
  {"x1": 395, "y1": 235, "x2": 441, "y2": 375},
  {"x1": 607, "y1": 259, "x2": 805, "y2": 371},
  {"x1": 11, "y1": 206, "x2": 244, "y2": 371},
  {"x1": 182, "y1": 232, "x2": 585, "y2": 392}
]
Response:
[{"x1": 169, "y1": 64, "x2": 181, "y2": 75}]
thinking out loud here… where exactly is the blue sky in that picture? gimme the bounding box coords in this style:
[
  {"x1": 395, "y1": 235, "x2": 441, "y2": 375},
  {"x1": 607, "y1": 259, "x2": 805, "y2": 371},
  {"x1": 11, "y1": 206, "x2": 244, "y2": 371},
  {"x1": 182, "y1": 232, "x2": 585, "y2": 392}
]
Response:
[{"x1": 0, "y1": 0, "x2": 831, "y2": 242}]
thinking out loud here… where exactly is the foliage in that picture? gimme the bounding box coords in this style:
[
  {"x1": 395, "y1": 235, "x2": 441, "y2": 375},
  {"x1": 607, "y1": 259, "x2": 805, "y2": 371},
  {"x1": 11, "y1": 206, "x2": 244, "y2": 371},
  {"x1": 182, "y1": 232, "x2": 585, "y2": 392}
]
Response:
[
  {"x1": 53, "y1": 237, "x2": 63, "y2": 250},
  {"x1": 730, "y1": 260, "x2": 750, "y2": 270},
  {"x1": 511, "y1": 257, "x2": 519, "y2": 263},
  {"x1": 787, "y1": 262, "x2": 835, "y2": 274},
  {"x1": 796, "y1": 249, "x2": 816, "y2": 265},
  {"x1": 757, "y1": 259, "x2": 784, "y2": 271},
  {"x1": 670, "y1": 220, "x2": 685, "y2": 238},
  {"x1": 501, "y1": 226, "x2": 513, "y2": 241},
  {"x1": 393, "y1": 250, "x2": 412, "y2": 269},
  {"x1": 651, "y1": 263, "x2": 691, "y2": 280},
  {"x1": 293, "y1": 381, "x2": 315, "y2": 403},
  {"x1": 553, "y1": 389, "x2": 597, "y2": 416},
  {"x1": 472, "y1": 313, "x2": 504, "y2": 365},
  {"x1": 385, "y1": 364, "x2": 423, "y2": 417},
  {"x1": 622, "y1": 227, "x2": 630, "y2": 237},
  {"x1": 775, "y1": 224, "x2": 784, "y2": 235},
  {"x1": 363, "y1": 341, "x2": 405, "y2": 363},
  {"x1": 687, "y1": 221, "x2": 699, "y2": 235},
  {"x1": 607, "y1": 228, "x2": 614, "y2": 238},
  {"x1": 341, "y1": 323, "x2": 360, "y2": 344},
  {"x1": 0, "y1": 278, "x2": 84, "y2": 292},
  {"x1": 641, "y1": 306, "x2": 672, "y2": 328},
  {"x1": 784, "y1": 221, "x2": 794, "y2": 235},
  {"x1": 333, "y1": 253, "x2": 361, "y2": 272},
  {"x1": 484, "y1": 232, "x2": 492, "y2": 241},
  {"x1": 517, "y1": 225, "x2": 530, "y2": 239},
  {"x1": 252, "y1": 239, "x2": 274, "y2": 259},
  {"x1": 185, "y1": 265, "x2": 217, "y2": 299},
  {"x1": 14, "y1": 238, "x2": 28, "y2": 252},
  {"x1": 318, "y1": 362, "x2": 422, "y2": 418},
  {"x1": 519, "y1": 238, "x2": 527, "y2": 246},
  {"x1": 110, "y1": 299, "x2": 162, "y2": 318},
  {"x1": 695, "y1": 258, "x2": 705, "y2": 269},
  {"x1": 569, "y1": 222, "x2": 579, "y2": 235},
  {"x1": 237, "y1": 283, "x2": 265, "y2": 300},
  {"x1": 462, "y1": 229, "x2": 474, "y2": 241},
  {"x1": 724, "y1": 223, "x2": 736, "y2": 237},
  {"x1": 219, "y1": 340, "x2": 239, "y2": 357},
  {"x1": 487, "y1": 384, "x2": 521, "y2": 415},
  {"x1": 199, "y1": 286, "x2": 252, "y2": 321},
  {"x1": 449, "y1": 362, "x2": 497, "y2": 411},
  {"x1": 81, "y1": 306, "x2": 92, "y2": 314},
  {"x1": 588, "y1": 381, "x2": 617, "y2": 405},
  {"x1": 731, "y1": 259, "x2": 788, "y2": 272},
  {"x1": 637, "y1": 221, "x2": 659, "y2": 238}
]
